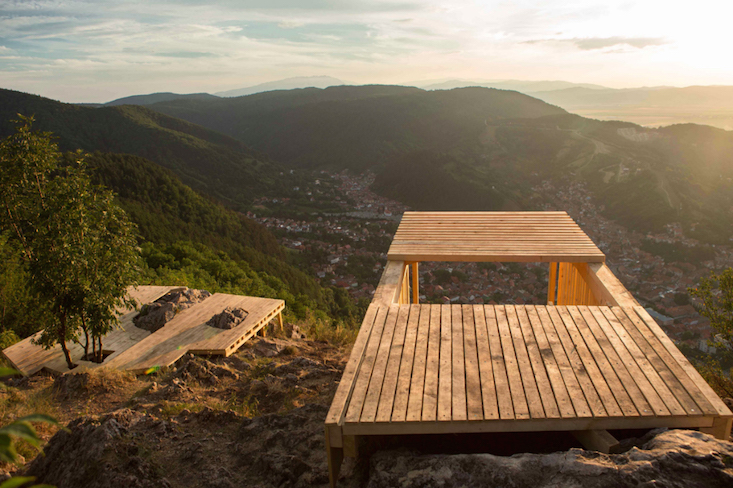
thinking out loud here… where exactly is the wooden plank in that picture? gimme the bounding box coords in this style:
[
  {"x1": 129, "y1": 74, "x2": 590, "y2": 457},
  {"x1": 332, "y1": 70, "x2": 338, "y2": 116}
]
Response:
[
  {"x1": 392, "y1": 304, "x2": 421, "y2": 422},
  {"x1": 376, "y1": 305, "x2": 411, "y2": 422},
  {"x1": 611, "y1": 307, "x2": 705, "y2": 416},
  {"x1": 563, "y1": 306, "x2": 635, "y2": 417},
  {"x1": 407, "y1": 305, "x2": 430, "y2": 421},
  {"x1": 632, "y1": 306, "x2": 730, "y2": 417},
  {"x1": 326, "y1": 304, "x2": 380, "y2": 427},
  {"x1": 462, "y1": 305, "x2": 483, "y2": 421},
  {"x1": 576, "y1": 306, "x2": 652, "y2": 417},
  {"x1": 623, "y1": 307, "x2": 721, "y2": 416},
  {"x1": 451, "y1": 306, "x2": 467, "y2": 421},
  {"x1": 345, "y1": 306, "x2": 390, "y2": 423},
  {"x1": 592, "y1": 307, "x2": 675, "y2": 417},
  {"x1": 495, "y1": 305, "x2": 529, "y2": 420},
  {"x1": 516, "y1": 306, "x2": 560, "y2": 419},
  {"x1": 473, "y1": 305, "x2": 499, "y2": 420},
  {"x1": 421, "y1": 305, "x2": 442, "y2": 421},
  {"x1": 527, "y1": 306, "x2": 579, "y2": 418},
  {"x1": 485, "y1": 305, "x2": 514, "y2": 419},
  {"x1": 506, "y1": 305, "x2": 545, "y2": 419},
  {"x1": 545, "y1": 306, "x2": 609, "y2": 417},
  {"x1": 602, "y1": 307, "x2": 685, "y2": 416},
  {"x1": 360, "y1": 305, "x2": 401, "y2": 422},
  {"x1": 438, "y1": 304, "x2": 453, "y2": 421}
]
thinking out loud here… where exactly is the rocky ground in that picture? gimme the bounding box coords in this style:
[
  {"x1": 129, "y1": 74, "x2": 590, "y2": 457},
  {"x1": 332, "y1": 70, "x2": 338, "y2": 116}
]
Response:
[{"x1": 2, "y1": 329, "x2": 733, "y2": 487}]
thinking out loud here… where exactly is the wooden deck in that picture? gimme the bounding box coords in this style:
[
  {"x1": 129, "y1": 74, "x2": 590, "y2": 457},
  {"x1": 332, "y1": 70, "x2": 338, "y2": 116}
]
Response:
[
  {"x1": 329, "y1": 304, "x2": 729, "y2": 436},
  {"x1": 325, "y1": 211, "x2": 733, "y2": 487},
  {"x1": 388, "y1": 211, "x2": 606, "y2": 263},
  {"x1": 2, "y1": 286, "x2": 284, "y2": 376}
]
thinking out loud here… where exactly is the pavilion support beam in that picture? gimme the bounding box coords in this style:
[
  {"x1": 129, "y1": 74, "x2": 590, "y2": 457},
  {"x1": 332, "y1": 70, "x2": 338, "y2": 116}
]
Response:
[
  {"x1": 547, "y1": 262, "x2": 558, "y2": 305},
  {"x1": 572, "y1": 429, "x2": 620, "y2": 454},
  {"x1": 411, "y1": 262, "x2": 419, "y2": 304}
]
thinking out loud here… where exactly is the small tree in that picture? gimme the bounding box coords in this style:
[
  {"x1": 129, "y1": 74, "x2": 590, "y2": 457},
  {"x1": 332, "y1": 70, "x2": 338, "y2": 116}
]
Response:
[
  {"x1": 0, "y1": 117, "x2": 140, "y2": 368},
  {"x1": 689, "y1": 268, "x2": 733, "y2": 356}
]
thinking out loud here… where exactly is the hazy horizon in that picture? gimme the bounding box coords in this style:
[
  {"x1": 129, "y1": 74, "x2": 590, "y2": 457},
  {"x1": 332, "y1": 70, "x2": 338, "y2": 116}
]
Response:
[{"x1": 2, "y1": 0, "x2": 732, "y2": 103}]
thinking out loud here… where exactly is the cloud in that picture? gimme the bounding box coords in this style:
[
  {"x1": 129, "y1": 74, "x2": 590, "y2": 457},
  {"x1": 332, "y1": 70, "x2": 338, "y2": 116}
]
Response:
[{"x1": 526, "y1": 36, "x2": 668, "y2": 51}]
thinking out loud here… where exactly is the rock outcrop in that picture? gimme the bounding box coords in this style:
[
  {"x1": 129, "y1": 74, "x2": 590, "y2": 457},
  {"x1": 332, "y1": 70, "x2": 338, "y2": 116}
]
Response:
[
  {"x1": 367, "y1": 429, "x2": 733, "y2": 488},
  {"x1": 134, "y1": 288, "x2": 211, "y2": 333}
]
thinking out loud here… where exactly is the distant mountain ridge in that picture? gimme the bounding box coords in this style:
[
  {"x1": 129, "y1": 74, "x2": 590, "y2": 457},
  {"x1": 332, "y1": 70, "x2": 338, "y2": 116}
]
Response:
[
  {"x1": 420, "y1": 79, "x2": 609, "y2": 92},
  {"x1": 215, "y1": 76, "x2": 347, "y2": 98},
  {"x1": 105, "y1": 92, "x2": 220, "y2": 106}
]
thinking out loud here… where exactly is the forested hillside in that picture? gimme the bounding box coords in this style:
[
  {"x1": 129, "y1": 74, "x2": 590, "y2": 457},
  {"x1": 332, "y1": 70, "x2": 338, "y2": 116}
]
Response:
[
  {"x1": 0, "y1": 89, "x2": 287, "y2": 210},
  {"x1": 148, "y1": 85, "x2": 566, "y2": 170}
]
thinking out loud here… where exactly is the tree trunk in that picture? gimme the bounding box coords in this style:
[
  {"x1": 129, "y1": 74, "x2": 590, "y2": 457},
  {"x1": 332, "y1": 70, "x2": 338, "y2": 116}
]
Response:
[
  {"x1": 92, "y1": 334, "x2": 97, "y2": 361},
  {"x1": 97, "y1": 336, "x2": 103, "y2": 363},
  {"x1": 81, "y1": 314, "x2": 89, "y2": 360},
  {"x1": 59, "y1": 313, "x2": 75, "y2": 370}
]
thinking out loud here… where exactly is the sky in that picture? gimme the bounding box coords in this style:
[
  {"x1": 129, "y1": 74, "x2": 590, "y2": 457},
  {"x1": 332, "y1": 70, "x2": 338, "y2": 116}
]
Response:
[{"x1": 1, "y1": 0, "x2": 732, "y2": 103}]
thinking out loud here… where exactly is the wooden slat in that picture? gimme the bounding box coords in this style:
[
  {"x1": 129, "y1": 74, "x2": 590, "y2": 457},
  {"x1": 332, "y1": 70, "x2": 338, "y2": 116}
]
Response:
[
  {"x1": 506, "y1": 306, "x2": 545, "y2": 419},
  {"x1": 389, "y1": 304, "x2": 421, "y2": 422},
  {"x1": 546, "y1": 306, "x2": 610, "y2": 417},
  {"x1": 421, "y1": 304, "x2": 442, "y2": 421},
  {"x1": 526, "y1": 306, "x2": 579, "y2": 418},
  {"x1": 360, "y1": 305, "x2": 401, "y2": 422},
  {"x1": 452, "y1": 306, "x2": 467, "y2": 421},
  {"x1": 576, "y1": 306, "x2": 651, "y2": 417},
  {"x1": 592, "y1": 307, "x2": 676, "y2": 417},
  {"x1": 485, "y1": 305, "x2": 515, "y2": 419},
  {"x1": 473, "y1": 305, "x2": 499, "y2": 420},
  {"x1": 326, "y1": 304, "x2": 380, "y2": 427},
  {"x1": 631, "y1": 306, "x2": 729, "y2": 417},
  {"x1": 345, "y1": 306, "x2": 390, "y2": 423},
  {"x1": 407, "y1": 305, "x2": 430, "y2": 421},
  {"x1": 559, "y1": 306, "x2": 630, "y2": 417},
  {"x1": 516, "y1": 306, "x2": 560, "y2": 419},
  {"x1": 376, "y1": 305, "x2": 410, "y2": 422},
  {"x1": 462, "y1": 305, "x2": 483, "y2": 420},
  {"x1": 438, "y1": 304, "x2": 453, "y2": 421},
  {"x1": 495, "y1": 305, "x2": 529, "y2": 420},
  {"x1": 619, "y1": 308, "x2": 718, "y2": 416}
]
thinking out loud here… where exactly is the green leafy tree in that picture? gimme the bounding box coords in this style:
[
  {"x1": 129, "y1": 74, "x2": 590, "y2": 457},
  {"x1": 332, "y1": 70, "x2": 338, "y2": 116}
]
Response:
[
  {"x1": 0, "y1": 117, "x2": 140, "y2": 368},
  {"x1": 689, "y1": 268, "x2": 733, "y2": 356}
]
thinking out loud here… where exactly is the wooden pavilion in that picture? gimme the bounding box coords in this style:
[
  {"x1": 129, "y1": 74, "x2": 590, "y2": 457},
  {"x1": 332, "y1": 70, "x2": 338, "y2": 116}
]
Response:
[{"x1": 325, "y1": 211, "x2": 732, "y2": 486}]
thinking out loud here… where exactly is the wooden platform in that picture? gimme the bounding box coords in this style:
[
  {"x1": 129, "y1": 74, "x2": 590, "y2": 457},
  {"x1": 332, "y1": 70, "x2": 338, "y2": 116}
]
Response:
[
  {"x1": 328, "y1": 304, "x2": 730, "y2": 436},
  {"x1": 2, "y1": 286, "x2": 284, "y2": 375},
  {"x1": 326, "y1": 211, "x2": 733, "y2": 487},
  {"x1": 388, "y1": 211, "x2": 606, "y2": 263}
]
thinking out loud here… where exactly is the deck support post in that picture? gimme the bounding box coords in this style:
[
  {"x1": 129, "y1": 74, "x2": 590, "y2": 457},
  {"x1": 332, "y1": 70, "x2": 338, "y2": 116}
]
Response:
[
  {"x1": 277, "y1": 311, "x2": 284, "y2": 331},
  {"x1": 572, "y1": 429, "x2": 620, "y2": 453},
  {"x1": 700, "y1": 417, "x2": 733, "y2": 440},
  {"x1": 325, "y1": 430, "x2": 344, "y2": 488},
  {"x1": 411, "y1": 262, "x2": 419, "y2": 304}
]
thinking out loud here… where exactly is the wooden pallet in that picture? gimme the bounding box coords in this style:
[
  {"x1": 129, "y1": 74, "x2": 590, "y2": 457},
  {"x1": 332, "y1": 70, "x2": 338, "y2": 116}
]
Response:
[{"x1": 2, "y1": 286, "x2": 284, "y2": 376}]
